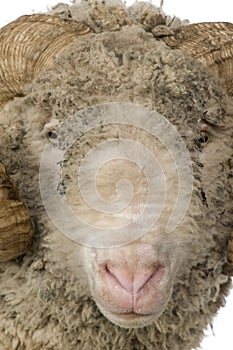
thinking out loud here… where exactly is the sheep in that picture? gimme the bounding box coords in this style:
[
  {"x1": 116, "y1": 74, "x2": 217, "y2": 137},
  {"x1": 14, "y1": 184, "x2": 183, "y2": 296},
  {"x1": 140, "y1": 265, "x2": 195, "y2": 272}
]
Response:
[{"x1": 0, "y1": 1, "x2": 233, "y2": 349}]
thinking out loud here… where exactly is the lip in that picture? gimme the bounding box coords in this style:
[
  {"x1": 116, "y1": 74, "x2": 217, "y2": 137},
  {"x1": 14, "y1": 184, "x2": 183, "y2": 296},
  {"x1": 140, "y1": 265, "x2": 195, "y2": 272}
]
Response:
[{"x1": 111, "y1": 312, "x2": 152, "y2": 320}]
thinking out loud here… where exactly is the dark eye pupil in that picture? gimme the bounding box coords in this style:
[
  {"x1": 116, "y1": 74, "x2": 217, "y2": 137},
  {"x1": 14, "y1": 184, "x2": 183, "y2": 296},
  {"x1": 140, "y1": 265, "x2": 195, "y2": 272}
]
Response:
[
  {"x1": 200, "y1": 136, "x2": 208, "y2": 143},
  {"x1": 195, "y1": 135, "x2": 209, "y2": 147},
  {"x1": 48, "y1": 131, "x2": 57, "y2": 139}
]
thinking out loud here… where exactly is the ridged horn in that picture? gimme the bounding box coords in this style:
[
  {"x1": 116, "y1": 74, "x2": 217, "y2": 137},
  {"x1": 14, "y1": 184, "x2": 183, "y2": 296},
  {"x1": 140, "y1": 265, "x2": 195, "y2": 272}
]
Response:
[
  {"x1": 0, "y1": 162, "x2": 33, "y2": 262},
  {"x1": 160, "y1": 22, "x2": 233, "y2": 96},
  {"x1": 0, "y1": 14, "x2": 92, "y2": 108}
]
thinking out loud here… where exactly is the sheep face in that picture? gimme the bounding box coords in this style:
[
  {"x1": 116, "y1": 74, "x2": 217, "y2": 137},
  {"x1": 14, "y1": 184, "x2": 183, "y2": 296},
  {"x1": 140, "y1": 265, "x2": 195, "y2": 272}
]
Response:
[
  {"x1": 39, "y1": 98, "x2": 232, "y2": 329},
  {"x1": 38, "y1": 101, "x2": 228, "y2": 329}
]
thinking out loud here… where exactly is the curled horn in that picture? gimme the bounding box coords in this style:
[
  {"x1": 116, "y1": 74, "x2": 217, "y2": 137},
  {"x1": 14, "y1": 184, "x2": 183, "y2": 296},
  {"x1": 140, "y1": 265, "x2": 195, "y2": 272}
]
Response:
[
  {"x1": 0, "y1": 14, "x2": 91, "y2": 108},
  {"x1": 0, "y1": 162, "x2": 33, "y2": 262},
  {"x1": 0, "y1": 15, "x2": 91, "y2": 261},
  {"x1": 159, "y1": 22, "x2": 233, "y2": 96}
]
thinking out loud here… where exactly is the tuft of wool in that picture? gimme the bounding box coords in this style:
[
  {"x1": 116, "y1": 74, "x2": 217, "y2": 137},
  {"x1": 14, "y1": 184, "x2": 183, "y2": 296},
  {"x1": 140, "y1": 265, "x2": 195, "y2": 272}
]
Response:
[
  {"x1": 48, "y1": 0, "x2": 188, "y2": 33},
  {"x1": 0, "y1": 1, "x2": 232, "y2": 349}
]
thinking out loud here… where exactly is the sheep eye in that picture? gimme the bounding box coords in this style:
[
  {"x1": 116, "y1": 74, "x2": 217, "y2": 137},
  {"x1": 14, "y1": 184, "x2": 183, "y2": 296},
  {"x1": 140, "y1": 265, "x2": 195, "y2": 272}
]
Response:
[
  {"x1": 195, "y1": 131, "x2": 209, "y2": 148},
  {"x1": 199, "y1": 134, "x2": 209, "y2": 144},
  {"x1": 47, "y1": 130, "x2": 59, "y2": 144},
  {"x1": 48, "y1": 131, "x2": 57, "y2": 140},
  {"x1": 197, "y1": 119, "x2": 211, "y2": 145}
]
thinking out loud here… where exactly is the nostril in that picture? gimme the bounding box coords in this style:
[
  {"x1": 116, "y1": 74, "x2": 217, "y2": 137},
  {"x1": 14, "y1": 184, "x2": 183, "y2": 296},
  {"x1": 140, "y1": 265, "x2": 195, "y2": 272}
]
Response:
[{"x1": 99, "y1": 262, "x2": 162, "y2": 293}]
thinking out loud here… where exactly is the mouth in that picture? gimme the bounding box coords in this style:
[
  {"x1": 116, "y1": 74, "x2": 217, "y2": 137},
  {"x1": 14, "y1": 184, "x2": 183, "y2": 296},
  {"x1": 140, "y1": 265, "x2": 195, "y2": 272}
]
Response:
[
  {"x1": 104, "y1": 309, "x2": 159, "y2": 328},
  {"x1": 110, "y1": 312, "x2": 153, "y2": 320},
  {"x1": 95, "y1": 300, "x2": 164, "y2": 328}
]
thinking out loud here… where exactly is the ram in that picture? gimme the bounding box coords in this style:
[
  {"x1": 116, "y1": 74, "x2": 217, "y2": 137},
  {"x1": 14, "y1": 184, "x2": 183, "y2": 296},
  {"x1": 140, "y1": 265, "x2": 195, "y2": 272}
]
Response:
[{"x1": 0, "y1": 1, "x2": 232, "y2": 349}]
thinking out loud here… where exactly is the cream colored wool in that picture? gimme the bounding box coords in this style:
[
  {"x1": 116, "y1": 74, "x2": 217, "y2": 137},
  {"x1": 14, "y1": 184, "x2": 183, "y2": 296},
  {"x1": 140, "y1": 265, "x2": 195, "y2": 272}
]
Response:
[{"x1": 0, "y1": 1, "x2": 233, "y2": 349}]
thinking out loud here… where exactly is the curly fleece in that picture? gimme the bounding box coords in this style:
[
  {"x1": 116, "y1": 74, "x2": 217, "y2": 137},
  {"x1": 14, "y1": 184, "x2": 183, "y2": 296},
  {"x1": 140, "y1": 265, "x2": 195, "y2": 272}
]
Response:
[{"x1": 0, "y1": 1, "x2": 233, "y2": 349}]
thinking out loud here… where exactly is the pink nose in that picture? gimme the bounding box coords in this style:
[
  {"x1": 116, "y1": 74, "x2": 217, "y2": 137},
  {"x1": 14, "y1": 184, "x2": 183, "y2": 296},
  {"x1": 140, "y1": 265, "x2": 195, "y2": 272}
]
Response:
[{"x1": 104, "y1": 263, "x2": 160, "y2": 293}]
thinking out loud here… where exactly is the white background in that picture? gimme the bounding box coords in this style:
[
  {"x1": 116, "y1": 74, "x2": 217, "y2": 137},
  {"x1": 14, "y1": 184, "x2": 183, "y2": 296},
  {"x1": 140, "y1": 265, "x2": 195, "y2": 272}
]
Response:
[{"x1": 0, "y1": 1, "x2": 232, "y2": 349}]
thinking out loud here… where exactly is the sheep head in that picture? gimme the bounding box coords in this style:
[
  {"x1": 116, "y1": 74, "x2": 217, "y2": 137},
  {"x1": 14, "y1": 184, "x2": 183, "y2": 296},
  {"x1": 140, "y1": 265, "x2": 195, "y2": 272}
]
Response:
[{"x1": 0, "y1": 2, "x2": 232, "y2": 335}]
